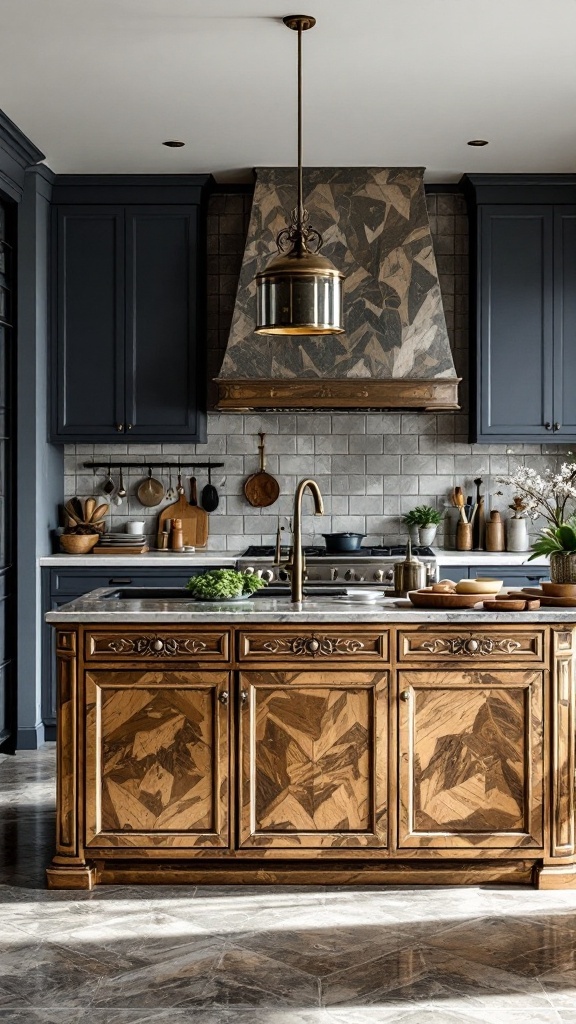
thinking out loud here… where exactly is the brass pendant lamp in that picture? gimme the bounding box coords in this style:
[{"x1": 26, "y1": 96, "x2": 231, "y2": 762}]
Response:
[{"x1": 255, "y1": 14, "x2": 345, "y2": 336}]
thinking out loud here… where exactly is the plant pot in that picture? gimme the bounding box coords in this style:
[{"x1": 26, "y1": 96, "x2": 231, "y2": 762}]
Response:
[
  {"x1": 550, "y1": 551, "x2": 576, "y2": 584},
  {"x1": 59, "y1": 533, "x2": 99, "y2": 554},
  {"x1": 418, "y1": 525, "x2": 437, "y2": 547}
]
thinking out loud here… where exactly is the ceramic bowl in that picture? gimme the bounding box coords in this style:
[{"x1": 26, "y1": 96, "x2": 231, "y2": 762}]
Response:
[{"x1": 455, "y1": 578, "x2": 503, "y2": 595}]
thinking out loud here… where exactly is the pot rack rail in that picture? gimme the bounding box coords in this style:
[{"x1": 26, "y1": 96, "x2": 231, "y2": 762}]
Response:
[{"x1": 83, "y1": 461, "x2": 224, "y2": 472}]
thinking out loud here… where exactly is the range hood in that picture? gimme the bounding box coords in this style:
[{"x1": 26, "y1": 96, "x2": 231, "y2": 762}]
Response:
[{"x1": 216, "y1": 167, "x2": 460, "y2": 411}]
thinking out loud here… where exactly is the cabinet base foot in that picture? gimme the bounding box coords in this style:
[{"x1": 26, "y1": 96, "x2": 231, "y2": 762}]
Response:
[
  {"x1": 535, "y1": 864, "x2": 576, "y2": 890},
  {"x1": 46, "y1": 863, "x2": 97, "y2": 890}
]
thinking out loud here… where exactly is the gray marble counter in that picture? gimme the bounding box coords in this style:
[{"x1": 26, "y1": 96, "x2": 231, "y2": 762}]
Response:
[
  {"x1": 46, "y1": 588, "x2": 576, "y2": 624},
  {"x1": 39, "y1": 551, "x2": 239, "y2": 567}
]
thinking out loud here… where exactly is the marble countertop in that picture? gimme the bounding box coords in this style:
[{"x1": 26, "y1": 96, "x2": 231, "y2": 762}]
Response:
[{"x1": 46, "y1": 589, "x2": 575, "y2": 624}]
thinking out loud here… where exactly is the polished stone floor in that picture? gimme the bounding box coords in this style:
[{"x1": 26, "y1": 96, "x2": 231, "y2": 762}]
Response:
[{"x1": 1, "y1": 746, "x2": 576, "y2": 1023}]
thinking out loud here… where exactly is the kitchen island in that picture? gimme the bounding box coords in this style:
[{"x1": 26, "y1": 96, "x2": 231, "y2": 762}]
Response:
[{"x1": 46, "y1": 591, "x2": 576, "y2": 891}]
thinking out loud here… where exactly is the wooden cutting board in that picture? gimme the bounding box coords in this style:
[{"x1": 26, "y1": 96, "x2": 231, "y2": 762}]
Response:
[{"x1": 156, "y1": 493, "x2": 209, "y2": 549}]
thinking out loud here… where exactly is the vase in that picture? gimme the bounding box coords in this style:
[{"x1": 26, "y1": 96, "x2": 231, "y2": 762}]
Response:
[
  {"x1": 550, "y1": 552, "x2": 576, "y2": 584},
  {"x1": 506, "y1": 517, "x2": 529, "y2": 552},
  {"x1": 456, "y1": 521, "x2": 473, "y2": 551},
  {"x1": 418, "y1": 525, "x2": 438, "y2": 547}
]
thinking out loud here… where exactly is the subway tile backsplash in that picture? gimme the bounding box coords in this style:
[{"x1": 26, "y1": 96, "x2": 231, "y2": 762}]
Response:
[{"x1": 63, "y1": 192, "x2": 569, "y2": 551}]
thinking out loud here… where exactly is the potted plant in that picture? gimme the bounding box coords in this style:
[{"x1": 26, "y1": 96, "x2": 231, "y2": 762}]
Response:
[
  {"x1": 402, "y1": 505, "x2": 443, "y2": 547},
  {"x1": 498, "y1": 463, "x2": 576, "y2": 582}
]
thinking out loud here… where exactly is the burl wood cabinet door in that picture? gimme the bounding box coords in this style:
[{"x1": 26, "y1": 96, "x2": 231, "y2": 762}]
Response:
[
  {"x1": 238, "y1": 669, "x2": 388, "y2": 849},
  {"x1": 398, "y1": 669, "x2": 544, "y2": 850},
  {"x1": 84, "y1": 669, "x2": 230, "y2": 849}
]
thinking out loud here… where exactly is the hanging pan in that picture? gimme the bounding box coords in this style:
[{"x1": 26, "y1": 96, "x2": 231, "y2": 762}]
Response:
[{"x1": 244, "y1": 432, "x2": 279, "y2": 508}]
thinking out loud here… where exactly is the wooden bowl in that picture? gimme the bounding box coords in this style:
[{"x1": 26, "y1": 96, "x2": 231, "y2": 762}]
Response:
[
  {"x1": 485, "y1": 597, "x2": 540, "y2": 611},
  {"x1": 60, "y1": 533, "x2": 99, "y2": 554},
  {"x1": 455, "y1": 578, "x2": 503, "y2": 595},
  {"x1": 408, "y1": 588, "x2": 485, "y2": 609},
  {"x1": 540, "y1": 581, "x2": 576, "y2": 598}
]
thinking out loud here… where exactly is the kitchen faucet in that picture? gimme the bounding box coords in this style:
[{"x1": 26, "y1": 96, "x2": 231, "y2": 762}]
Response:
[{"x1": 285, "y1": 479, "x2": 324, "y2": 602}]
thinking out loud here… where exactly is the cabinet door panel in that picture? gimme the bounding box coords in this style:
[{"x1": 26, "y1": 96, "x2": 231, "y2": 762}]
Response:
[
  {"x1": 85, "y1": 669, "x2": 229, "y2": 849},
  {"x1": 398, "y1": 669, "x2": 544, "y2": 849},
  {"x1": 554, "y1": 207, "x2": 576, "y2": 435},
  {"x1": 53, "y1": 206, "x2": 125, "y2": 438},
  {"x1": 125, "y1": 207, "x2": 205, "y2": 439},
  {"x1": 478, "y1": 206, "x2": 553, "y2": 438},
  {"x1": 239, "y1": 669, "x2": 388, "y2": 849}
]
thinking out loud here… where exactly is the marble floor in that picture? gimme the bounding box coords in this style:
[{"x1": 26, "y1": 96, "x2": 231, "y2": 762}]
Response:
[{"x1": 1, "y1": 747, "x2": 576, "y2": 1023}]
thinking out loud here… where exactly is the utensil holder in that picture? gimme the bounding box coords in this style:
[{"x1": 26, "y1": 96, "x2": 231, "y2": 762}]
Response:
[{"x1": 456, "y1": 521, "x2": 473, "y2": 551}]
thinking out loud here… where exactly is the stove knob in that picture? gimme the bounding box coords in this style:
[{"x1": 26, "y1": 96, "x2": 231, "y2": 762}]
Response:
[
  {"x1": 278, "y1": 569, "x2": 290, "y2": 582},
  {"x1": 344, "y1": 569, "x2": 355, "y2": 581},
  {"x1": 373, "y1": 569, "x2": 384, "y2": 582},
  {"x1": 261, "y1": 569, "x2": 274, "y2": 583},
  {"x1": 330, "y1": 568, "x2": 339, "y2": 580},
  {"x1": 385, "y1": 568, "x2": 394, "y2": 582},
  {"x1": 244, "y1": 566, "x2": 255, "y2": 576}
]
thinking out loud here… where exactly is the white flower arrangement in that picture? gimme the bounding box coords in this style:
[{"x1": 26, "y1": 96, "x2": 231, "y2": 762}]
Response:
[{"x1": 497, "y1": 463, "x2": 576, "y2": 528}]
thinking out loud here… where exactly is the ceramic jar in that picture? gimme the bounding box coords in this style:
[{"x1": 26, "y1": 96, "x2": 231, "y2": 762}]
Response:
[{"x1": 506, "y1": 516, "x2": 529, "y2": 552}]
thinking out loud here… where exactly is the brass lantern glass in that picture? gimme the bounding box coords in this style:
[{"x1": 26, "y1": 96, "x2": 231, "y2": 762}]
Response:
[{"x1": 254, "y1": 15, "x2": 345, "y2": 336}]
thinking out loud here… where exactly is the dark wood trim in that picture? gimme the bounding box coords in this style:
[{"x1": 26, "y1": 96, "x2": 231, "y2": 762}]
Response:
[{"x1": 215, "y1": 377, "x2": 461, "y2": 411}]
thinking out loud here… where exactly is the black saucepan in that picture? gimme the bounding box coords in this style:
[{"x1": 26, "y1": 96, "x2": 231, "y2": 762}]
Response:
[{"x1": 322, "y1": 532, "x2": 366, "y2": 553}]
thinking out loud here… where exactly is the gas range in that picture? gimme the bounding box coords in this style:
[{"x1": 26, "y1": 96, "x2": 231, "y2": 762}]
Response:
[{"x1": 236, "y1": 544, "x2": 437, "y2": 591}]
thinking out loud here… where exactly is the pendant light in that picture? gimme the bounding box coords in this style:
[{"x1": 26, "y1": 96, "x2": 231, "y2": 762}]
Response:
[{"x1": 255, "y1": 14, "x2": 345, "y2": 336}]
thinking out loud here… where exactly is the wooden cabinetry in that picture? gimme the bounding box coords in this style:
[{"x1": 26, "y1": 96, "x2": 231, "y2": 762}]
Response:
[
  {"x1": 47, "y1": 621, "x2": 576, "y2": 890},
  {"x1": 50, "y1": 175, "x2": 212, "y2": 443},
  {"x1": 461, "y1": 175, "x2": 576, "y2": 443},
  {"x1": 84, "y1": 667, "x2": 230, "y2": 850},
  {"x1": 397, "y1": 668, "x2": 544, "y2": 849},
  {"x1": 238, "y1": 668, "x2": 388, "y2": 849}
]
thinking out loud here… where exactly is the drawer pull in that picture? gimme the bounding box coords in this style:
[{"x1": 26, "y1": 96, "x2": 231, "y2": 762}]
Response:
[
  {"x1": 108, "y1": 579, "x2": 133, "y2": 586},
  {"x1": 240, "y1": 690, "x2": 248, "y2": 705},
  {"x1": 400, "y1": 690, "x2": 411, "y2": 702},
  {"x1": 98, "y1": 635, "x2": 208, "y2": 657},
  {"x1": 263, "y1": 635, "x2": 366, "y2": 657},
  {"x1": 218, "y1": 691, "x2": 229, "y2": 706},
  {"x1": 420, "y1": 635, "x2": 522, "y2": 657}
]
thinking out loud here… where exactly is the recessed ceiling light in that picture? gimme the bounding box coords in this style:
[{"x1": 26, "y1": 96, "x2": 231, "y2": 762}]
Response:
[
  {"x1": 467, "y1": 139, "x2": 489, "y2": 147},
  {"x1": 162, "y1": 140, "x2": 185, "y2": 148}
]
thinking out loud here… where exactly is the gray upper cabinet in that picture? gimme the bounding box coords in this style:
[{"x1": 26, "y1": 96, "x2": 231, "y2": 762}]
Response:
[
  {"x1": 50, "y1": 175, "x2": 212, "y2": 444},
  {"x1": 462, "y1": 175, "x2": 576, "y2": 443}
]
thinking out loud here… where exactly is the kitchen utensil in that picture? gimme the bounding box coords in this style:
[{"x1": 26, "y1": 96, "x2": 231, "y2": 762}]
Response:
[
  {"x1": 177, "y1": 469, "x2": 185, "y2": 496},
  {"x1": 244, "y1": 432, "x2": 280, "y2": 508},
  {"x1": 166, "y1": 469, "x2": 176, "y2": 501},
  {"x1": 137, "y1": 467, "x2": 165, "y2": 507},
  {"x1": 473, "y1": 478, "x2": 484, "y2": 549},
  {"x1": 102, "y1": 466, "x2": 115, "y2": 497},
  {"x1": 408, "y1": 588, "x2": 487, "y2": 609},
  {"x1": 201, "y1": 464, "x2": 219, "y2": 512},
  {"x1": 322, "y1": 532, "x2": 366, "y2": 553},
  {"x1": 520, "y1": 587, "x2": 576, "y2": 607},
  {"x1": 156, "y1": 490, "x2": 209, "y2": 549},
  {"x1": 64, "y1": 500, "x2": 84, "y2": 527},
  {"x1": 84, "y1": 497, "x2": 97, "y2": 522},
  {"x1": 455, "y1": 578, "x2": 503, "y2": 595},
  {"x1": 90, "y1": 503, "x2": 110, "y2": 524},
  {"x1": 540, "y1": 581, "x2": 576, "y2": 598},
  {"x1": 393, "y1": 538, "x2": 427, "y2": 596},
  {"x1": 117, "y1": 468, "x2": 127, "y2": 499}
]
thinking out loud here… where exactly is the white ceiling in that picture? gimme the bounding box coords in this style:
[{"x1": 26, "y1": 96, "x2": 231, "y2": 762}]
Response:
[{"x1": 1, "y1": 0, "x2": 576, "y2": 182}]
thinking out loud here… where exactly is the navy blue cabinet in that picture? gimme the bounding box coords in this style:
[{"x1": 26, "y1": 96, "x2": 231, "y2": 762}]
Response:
[
  {"x1": 462, "y1": 175, "x2": 576, "y2": 443},
  {"x1": 50, "y1": 175, "x2": 212, "y2": 444}
]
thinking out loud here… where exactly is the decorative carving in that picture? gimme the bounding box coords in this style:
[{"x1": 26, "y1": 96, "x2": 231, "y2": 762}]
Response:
[
  {"x1": 104, "y1": 636, "x2": 207, "y2": 657},
  {"x1": 419, "y1": 636, "x2": 522, "y2": 657},
  {"x1": 262, "y1": 635, "x2": 365, "y2": 657},
  {"x1": 216, "y1": 378, "x2": 460, "y2": 411}
]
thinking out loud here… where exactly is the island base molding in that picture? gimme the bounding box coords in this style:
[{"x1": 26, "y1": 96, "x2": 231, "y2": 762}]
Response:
[{"x1": 47, "y1": 858, "x2": 537, "y2": 889}]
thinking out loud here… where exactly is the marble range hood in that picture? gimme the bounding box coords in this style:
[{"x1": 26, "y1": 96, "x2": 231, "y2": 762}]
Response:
[{"x1": 216, "y1": 167, "x2": 460, "y2": 411}]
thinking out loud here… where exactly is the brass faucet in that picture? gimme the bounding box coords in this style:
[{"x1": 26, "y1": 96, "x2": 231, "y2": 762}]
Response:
[{"x1": 285, "y1": 479, "x2": 324, "y2": 602}]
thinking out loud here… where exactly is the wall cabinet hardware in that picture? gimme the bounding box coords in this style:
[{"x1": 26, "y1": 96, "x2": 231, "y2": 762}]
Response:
[
  {"x1": 545, "y1": 422, "x2": 552, "y2": 430},
  {"x1": 240, "y1": 689, "x2": 248, "y2": 704},
  {"x1": 400, "y1": 690, "x2": 411, "y2": 701},
  {"x1": 218, "y1": 691, "x2": 229, "y2": 705}
]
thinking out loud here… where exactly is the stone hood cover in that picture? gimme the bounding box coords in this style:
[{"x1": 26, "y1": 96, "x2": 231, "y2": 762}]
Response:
[{"x1": 216, "y1": 167, "x2": 459, "y2": 410}]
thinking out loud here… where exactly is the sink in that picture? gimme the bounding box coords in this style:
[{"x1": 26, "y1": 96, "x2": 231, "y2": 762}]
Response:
[{"x1": 104, "y1": 587, "x2": 349, "y2": 601}]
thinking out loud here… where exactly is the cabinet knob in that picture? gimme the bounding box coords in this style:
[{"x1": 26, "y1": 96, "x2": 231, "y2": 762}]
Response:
[
  {"x1": 554, "y1": 422, "x2": 561, "y2": 432},
  {"x1": 126, "y1": 423, "x2": 133, "y2": 431},
  {"x1": 218, "y1": 691, "x2": 229, "y2": 706},
  {"x1": 240, "y1": 690, "x2": 248, "y2": 705},
  {"x1": 115, "y1": 423, "x2": 124, "y2": 432},
  {"x1": 544, "y1": 422, "x2": 552, "y2": 430},
  {"x1": 400, "y1": 690, "x2": 411, "y2": 702}
]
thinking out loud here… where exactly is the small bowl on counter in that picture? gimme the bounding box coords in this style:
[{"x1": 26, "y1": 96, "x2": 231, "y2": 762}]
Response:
[
  {"x1": 540, "y1": 581, "x2": 576, "y2": 598},
  {"x1": 60, "y1": 533, "x2": 100, "y2": 554},
  {"x1": 455, "y1": 578, "x2": 503, "y2": 596}
]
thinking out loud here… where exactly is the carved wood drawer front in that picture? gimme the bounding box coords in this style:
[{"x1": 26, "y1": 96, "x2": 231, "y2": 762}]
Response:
[
  {"x1": 398, "y1": 629, "x2": 545, "y2": 663},
  {"x1": 85, "y1": 629, "x2": 230, "y2": 662},
  {"x1": 239, "y1": 630, "x2": 389, "y2": 661}
]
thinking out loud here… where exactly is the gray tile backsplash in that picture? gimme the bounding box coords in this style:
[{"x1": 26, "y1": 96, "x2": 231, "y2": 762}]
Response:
[{"x1": 63, "y1": 192, "x2": 569, "y2": 551}]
